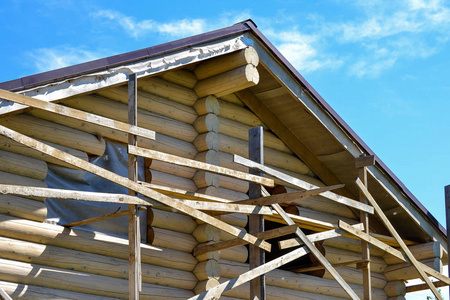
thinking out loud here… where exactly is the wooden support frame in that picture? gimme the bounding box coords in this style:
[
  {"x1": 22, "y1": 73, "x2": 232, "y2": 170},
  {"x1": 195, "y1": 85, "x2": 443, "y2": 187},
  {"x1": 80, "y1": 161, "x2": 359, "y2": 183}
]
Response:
[
  {"x1": 355, "y1": 179, "x2": 445, "y2": 300},
  {"x1": 338, "y1": 220, "x2": 450, "y2": 285},
  {"x1": 0, "y1": 125, "x2": 271, "y2": 252},
  {"x1": 128, "y1": 145, "x2": 274, "y2": 187},
  {"x1": 178, "y1": 200, "x2": 273, "y2": 215},
  {"x1": 63, "y1": 207, "x2": 146, "y2": 228},
  {"x1": 234, "y1": 154, "x2": 374, "y2": 214},
  {"x1": 406, "y1": 280, "x2": 448, "y2": 293},
  {"x1": 0, "y1": 288, "x2": 12, "y2": 300},
  {"x1": 0, "y1": 88, "x2": 155, "y2": 141}
]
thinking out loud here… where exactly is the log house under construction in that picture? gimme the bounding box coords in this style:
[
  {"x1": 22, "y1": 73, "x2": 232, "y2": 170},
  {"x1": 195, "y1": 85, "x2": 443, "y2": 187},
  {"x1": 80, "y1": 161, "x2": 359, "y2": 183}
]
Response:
[{"x1": 0, "y1": 20, "x2": 448, "y2": 299}]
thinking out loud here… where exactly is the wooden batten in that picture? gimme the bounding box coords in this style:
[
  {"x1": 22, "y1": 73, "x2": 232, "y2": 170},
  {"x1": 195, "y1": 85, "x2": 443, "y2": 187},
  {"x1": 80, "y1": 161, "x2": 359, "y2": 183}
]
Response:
[
  {"x1": 217, "y1": 116, "x2": 292, "y2": 153},
  {"x1": 194, "y1": 96, "x2": 220, "y2": 116},
  {"x1": 197, "y1": 186, "x2": 249, "y2": 202},
  {"x1": 221, "y1": 226, "x2": 247, "y2": 242},
  {"x1": 61, "y1": 95, "x2": 198, "y2": 143},
  {"x1": 194, "y1": 47, "x2": 259, "y2": 80},
  {"x1": 0, "y1": 149, "x2": 48, "y2": 180},
  {"x1": 148, "y1": 227, "x2": 197, "y2": 253},
  {"x1": 217, "y1": 98, "x2": 265, "y2": 128},
  {"x1": 149, "y1": 208, "x2": 197, "y2": 234},
  {"x1": 0, "y1": 236, "x2": 197, "y2": 290},
  {"x1": 286, "y1": 205, "x2": 358, "y2": 228},
  {"x1": 324, "y1": 245, "x2": 388, "y2": 273},
  {"x1": 384, "y1": 241, "x2": 443, "y2": 265},
  {"x1": 97, "y1": 86, "x2": 198, "y2": 124},
  {"x1": 0, "y1": 171, "x2": 47, "y2": 201},
  {"x1": 388, "y1": 296, "x2": 406, "y2": 300},
  {"x1": 159, "y1": 68, "x2": 198, "y2": 88},
  {"x1": 147, "y1": 169, "x2": 197, "y2": 192},
  {"x1": 219, "y1": 134, "x2": 311, "y2": 175},
  {"x1": 194, "y1": 64, "x2": 260, "y2": 98},
  {"x1": 150, "y1": 159, "x2": 196, "y2": 179},
  {"x1": 193, "y1": 114, "x2": 220, "y2": 133},
  {"x1": 0, "y1": 135, "x2": 88, "y2": 169},
  {"x1": 384, "y1": 258, "x2": 442, "y2": 281},
  {"x1": 0, "y1": 280, "x2": 120, "y2": 300},
  {"x1": 0, "y1": 258, "x2": 195, "y2": 299},
  {"x1": 138, "y1": 76, "x2": 198, "y2": 106},
  {"x1": 0, "y1": 214, "x2": 198, "y2": 271},
  {"x1": 194, "y1": 132, "x2": 221, "y2": 152},
  {"x1": 0, "y1": 114, "x2": 105, "y2": 156},
  {"x1": 0, "y1": 196, "x2": 47, "y2": 222},
  {"x1": 322, "y1": 266, "x2": 387, "y2": 289}
]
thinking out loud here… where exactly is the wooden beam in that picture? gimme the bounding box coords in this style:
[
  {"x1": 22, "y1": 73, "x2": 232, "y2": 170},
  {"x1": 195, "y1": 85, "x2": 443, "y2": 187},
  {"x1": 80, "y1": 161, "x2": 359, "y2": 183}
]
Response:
[
  {"x1": 0, "y1": 125, "x2": 271, "y2": 252},
  {"x1": 338, "y1": 220, "x2": 450, "y2": 285},
  {"x1": 178, "y1": 200, "x2": 273, "y2": 215},
  {"x1": 278, "y1": 223, "x2": 364, "y2": 250},
  {"x1": 193, "y1": 225, "x2": 298, "y2": 257},
  {"x1": 293, "y1": 259, "x2": 369, "y2": 273},
  {"x1": 348, "y1": 178, "x2": 443, "y2": 300},
  {"x1": 355, "y1": 155, "x2": 376, "y2": 168},
  {"x1": 235, "y1": 89, "x2": 345, "y2": 189},
  {"x1": 268, "y1": 198, "x2": 360, "y2": 300},
  {"x1": 406, "y1": 280, "x2": 448, "y2": 293},
  {"x1": 0, "y1": 287, "x2": 12, "y2": 300},
  {"x1": 189, "y1": 246, "x2": 309, "y2": 300},
  {"x1": 248, "y1": 126, "x2": 265, "y2": 300},
  {"x1": 0, "y1": 88, "x2": 155, "y2": 141},
  {"x1": 233, "y1": 184, "x2": 344, "y2": 206},
  {"x1": 234, "y1": 154, "x2": 374, "y2": 214},
  {"x1": 63, "y1": 207, "x2": 146, "y2": 228},
  {"x1": 128, "y1": 145, "x2": 274, "y2": 187}
]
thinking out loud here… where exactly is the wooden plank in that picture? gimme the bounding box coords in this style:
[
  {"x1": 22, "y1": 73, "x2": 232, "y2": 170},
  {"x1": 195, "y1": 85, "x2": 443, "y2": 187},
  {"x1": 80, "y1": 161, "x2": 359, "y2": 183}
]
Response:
[
  {"x1": 355, "y1": 155, "x2": 376, "y2": 168},
  {"x1": 63, "y1": 207, "x2": 146, "y2": 228},
  {"x1": 406, "y1": 280, "x2": 448, "y2": 293},
  {"x1": 338, "y1": 220, "x2": 450, "y2": 285},
  {"x1": 233, "y1": 184, "x2": 344, "y2": 206},
  {"x1": 179, "y1": 200, "x2": 272, "y2": 215},
  {"x1": 0, "y1": 184, "x2": 158, "y2": 206},
  {"x1": 248, "y1": 126, "x2": 265, "y2": 300},
  {"x1": 0, "y1": 125, "x2": 271, "y2": 252},
  {"x1": 269, "y1": 199, "x2": 360, "y2": 300},
  {"x1": 128, "y1": 145, "x2": 274, "y2": 187},
  {"x1": 128, "y1": 73, "x2": 140, "y2": 298},
  {"x1": 0, "y1": 287, "x2": 12, "y2": 300},
  {"x1": 0, "y1": 88, "x2": 155, "y2": 141},
  {"x1": 278, "y1": 223, "x2": 364, "y2": 250},
  {"x1": 234, "y1": 154, "x2": 374, "y2": 214},
  {"x1": 189, "y1": 247, "x2": 309, "y2": 300},
  {"x1": 351, "y1": 181, "x2": 443, "y2": 300},
  {"x1": 193, "y1": 225, "x2": 298, "y2": 257},
  {"x1": 293, "y1": 259, "x2": 369, "y2": 273}
]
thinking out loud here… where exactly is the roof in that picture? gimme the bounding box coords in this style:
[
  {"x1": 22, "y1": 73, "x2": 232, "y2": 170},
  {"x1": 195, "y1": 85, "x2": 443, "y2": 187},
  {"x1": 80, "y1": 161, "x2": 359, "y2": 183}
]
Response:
[{"x1": 0, "y1": 19, "x2": 445, "y2": 244}]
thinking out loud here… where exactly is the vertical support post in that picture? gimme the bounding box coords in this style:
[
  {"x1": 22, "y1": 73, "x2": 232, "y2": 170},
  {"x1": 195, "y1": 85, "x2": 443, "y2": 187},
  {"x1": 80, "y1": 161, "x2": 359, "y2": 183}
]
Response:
[
  {"x1": 128, "y1": 73, "x2": 141, "y2": 299},
  {"x1": 249, "y1": 126, "x2": 265, "y2": 300},
  {"x1": 445, "y1": 184, "x2": 450, "y2": 296},
  {"x1": 356, "y1": 155, "x2": 375, "y2": 300}
]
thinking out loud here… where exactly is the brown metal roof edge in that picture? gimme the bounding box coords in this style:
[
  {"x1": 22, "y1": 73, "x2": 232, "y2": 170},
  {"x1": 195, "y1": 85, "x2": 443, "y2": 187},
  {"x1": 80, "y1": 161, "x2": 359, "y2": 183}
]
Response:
[
  {"x1": 240, "y1": 20, "x2": 446, "y2": 237},
  {"x1": 0, "y1": 19, "x2": 444, "y2": 237}
]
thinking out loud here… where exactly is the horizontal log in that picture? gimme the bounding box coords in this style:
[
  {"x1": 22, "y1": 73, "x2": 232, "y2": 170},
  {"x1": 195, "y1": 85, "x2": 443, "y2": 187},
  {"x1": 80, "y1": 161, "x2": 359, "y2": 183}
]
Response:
[
  {"x1": 194, "y1": 114, "x2": 220, "y2": 133},
  {"x1": 194, "y1": 243, "x2": 220, "y2": 262},
  {"x1": 384, "y1": 258, "x2": 442, "y2": 281},
  {"x1": 98, "y1": 86, "x2": 198, "y2": 124},
  {"x1": 0, "y1": 214, "x2": 198, "y2": 271},
  {"x1": 138, "y1": 76, "x2": 198, "y2": 106},
  {"x1": 150, "y1": 159, "x2": 196, "y2": 179},
  {"x1": 62, "y1": 95, "x2": 197, "y2": 142},
  {"x1": 405, "y1": 280, "x2": 448, "y2": 293},
  {"x1": 0, "y1": 171, "x2": 47, "y2": 201},
  {"x1": 149, "y1": 169, "x2": 197, "y2": 192},
  {"x1": 194, "y1": 64, "x2": 259, "y2": 98},
  {"x1": 220, "y1": 93, "x2": 245, "y2": 106},
  {"x1": 194, "y1": 150, "x2": 220, "y2": 166},
  {"x1": 194, "y1": 47, "x2": 259, "y2": 80},
  {"x1": 285, "y1": 205, "x2": 358, "y2": 227},
  {"x1": 181, "y1": 200, "x2": 272, "y2": 215},
  {"x1": 218, "y1": 261, "x2": 389, "y2": 300},
  {"x1": 0, "y1": 280, "x2": 119, "y2": 300},
  {"x1": 150, "y1": 208, "x2": 197, "y2": 234},
  {"x1": 0, "y1": 149, "x2": 48, "y2": 180},
  {"x1": 193, "y1": 224, "x2": 221, "y2": 243},
  {"x1": 0, "y1": 88, "x2": 155, "y2": 141},
  {"x1": 159, "y1": 68, "x2": 198, "y2": 88},
  {"x1": 221, "y1": 226, "x2": 247, "y2": 241},
  {"x1": 0, "y1": 114, "x2": 105, "y2": 156},
  {"x1": 323, "y1": 236, "x2": 386, "y2": 258},
  {"x1": 0, "y1": 135, "x2": 88, "y2": 169},
  {"x1": 148, "y1": 226, "x2": 198, "y2": 253},
  {"x1": 0, "y1": 258, "x2": 194, "y2": 299},
  {"x1": 322, "y1": 266, "x2": 387, "y2": 289},
  {"x1": 193, "y1": 171, "x2": 220, "y2": 188},
  {"x1": 0, "y1": 236, "x2": 197, "y2": 290},
  {"x1": 194, "y1": 132, "x2": 220, "y2": 151},
  {"x1": 0, "y1": 195, "x2": 47, "y2": 222},
  {"x1": 193, "y1": 95, "x2": 220, "y2": 116},
  {"x1": 194, "y1": 260, "x2": 221, "y2": 281},
  {"x1": 323, "y1": 245, "x2": 387, "y2": 273},
  {"x1": 384, "y1": 241, "x2": 443, "y2": 265},
  {"x1": 220, "y1": 213, "x2": 248, "y2": 228},
  {"x1": 196, "y1": 186, "x2": 249, "y2": 201},
  {"x1": 193, "y1": 278, "x2": 220, "y2": 295},
  {"x1": 220, "y1": 134, "x2": 311, "y2": 175},
  {"x1": 217, "y1": 97, "x2": 265, "y2": 128},
  {"x1": 217, "y1": 175, "x2": 249, "y2": 193}
]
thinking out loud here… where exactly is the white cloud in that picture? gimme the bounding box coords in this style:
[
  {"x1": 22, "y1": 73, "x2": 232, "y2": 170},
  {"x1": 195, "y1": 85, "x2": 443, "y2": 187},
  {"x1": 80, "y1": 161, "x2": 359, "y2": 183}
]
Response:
[{"x1": 27, "y1": 47, "x2": 105, "y2": 73}]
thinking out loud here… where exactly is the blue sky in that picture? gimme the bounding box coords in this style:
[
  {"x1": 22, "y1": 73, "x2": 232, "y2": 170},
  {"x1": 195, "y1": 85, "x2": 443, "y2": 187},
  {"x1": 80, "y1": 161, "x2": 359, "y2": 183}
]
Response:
[{"x1": 1, "y1": 1, "x2": 449, "y2": 297}]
